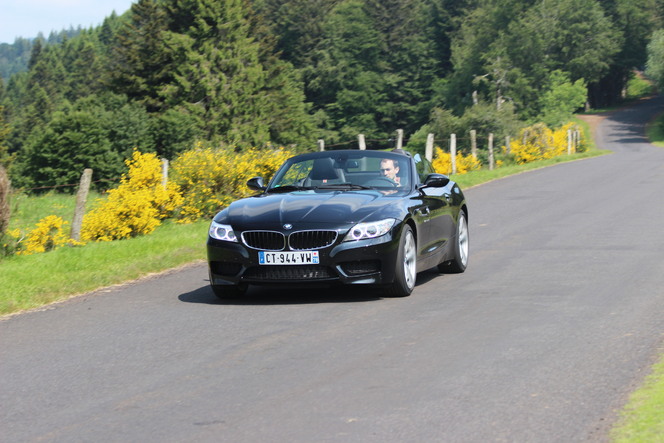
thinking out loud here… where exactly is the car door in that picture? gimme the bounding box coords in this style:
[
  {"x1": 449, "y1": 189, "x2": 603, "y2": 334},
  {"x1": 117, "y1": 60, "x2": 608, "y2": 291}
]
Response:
[{"x1": 413, "y1": 155, "x2": 456, "y2": 255}]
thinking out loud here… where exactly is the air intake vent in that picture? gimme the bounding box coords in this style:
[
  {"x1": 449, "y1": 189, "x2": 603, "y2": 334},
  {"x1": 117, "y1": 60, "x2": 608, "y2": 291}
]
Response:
[{"x1": 244, "y1": 266, "x2": 335, "y2": 280}]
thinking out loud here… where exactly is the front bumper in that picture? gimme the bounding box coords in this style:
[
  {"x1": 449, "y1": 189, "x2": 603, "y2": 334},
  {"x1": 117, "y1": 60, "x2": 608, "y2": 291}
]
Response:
[{"x1": 207, "y1": 231, "x2": 401, "y2": 287}]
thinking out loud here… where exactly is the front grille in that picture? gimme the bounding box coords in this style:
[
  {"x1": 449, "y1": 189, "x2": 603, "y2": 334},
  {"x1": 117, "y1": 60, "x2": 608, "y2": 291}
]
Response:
[
  {"x1": 242, "y1": 231, "x2": 285, "y2": 251},
  {"x1": 289, "y1": 230, "x2": 338, "y2": 250},
  {"x1": 241, "y1": 230, "x2": 337, "y2": 251},
  {"x1": 243, "y1": 265, "x2": 335, "y2": 281}
]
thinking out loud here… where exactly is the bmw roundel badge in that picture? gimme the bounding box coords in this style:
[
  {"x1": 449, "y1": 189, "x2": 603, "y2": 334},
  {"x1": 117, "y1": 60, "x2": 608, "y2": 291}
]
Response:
[{"x1": 283, "y1": 224, "x2": 293, "y2": 230}]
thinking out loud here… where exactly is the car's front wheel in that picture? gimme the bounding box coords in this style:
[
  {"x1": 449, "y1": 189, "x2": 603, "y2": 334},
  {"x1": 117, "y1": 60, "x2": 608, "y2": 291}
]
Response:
[
  {"x1": 384, "y1": 224, "x2": 416, "y2": 297},
  {"x1": 438, "y1": 210, "x2": 468, "y2": 273},
  {"x1": 211, "y1": 283, "x2": 247, "y2": 300}
]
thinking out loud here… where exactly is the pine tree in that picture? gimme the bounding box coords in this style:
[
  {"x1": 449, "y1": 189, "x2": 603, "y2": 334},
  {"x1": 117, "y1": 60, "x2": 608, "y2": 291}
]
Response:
[
  {"x1": 162, "y1": 0, "x2": 313, "y2": 147},
  {"x1": 108, "y1": 0, "x2": 172, "y2": 112}
]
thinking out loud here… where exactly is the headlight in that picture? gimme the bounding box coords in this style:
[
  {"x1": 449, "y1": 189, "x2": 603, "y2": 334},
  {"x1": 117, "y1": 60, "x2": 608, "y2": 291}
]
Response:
[
  {"x1": 344, "y1": 218, "x2": 396, "y2": 242},
  {"x1": 209, "y1": 221, "x2": 237, "y2": 242}
]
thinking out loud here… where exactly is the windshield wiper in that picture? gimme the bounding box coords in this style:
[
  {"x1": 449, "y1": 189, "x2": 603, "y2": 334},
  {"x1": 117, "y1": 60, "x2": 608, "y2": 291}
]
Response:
[
  {"x1": 315, "y1": 183, "x2": 372, "y2": 190},
  {"x1": 266, "y1": 185, "x2": 314, "y2": 193}
]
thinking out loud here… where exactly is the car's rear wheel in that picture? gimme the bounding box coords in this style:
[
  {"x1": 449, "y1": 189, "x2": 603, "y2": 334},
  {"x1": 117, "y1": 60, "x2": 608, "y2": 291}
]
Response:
[
  {"x1": 438, "y1": 210, "x2": 468, "y2": 273},
  {"x1": 211, "y1": 283, "x2": 247, "y2": 300},
  {"x1": 384, "y1": 224, "x2": 416, "y2": 297}
]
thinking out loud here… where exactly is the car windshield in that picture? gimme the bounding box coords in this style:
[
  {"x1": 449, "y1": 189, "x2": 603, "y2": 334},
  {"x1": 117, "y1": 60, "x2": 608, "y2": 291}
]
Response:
[{"x1": 268, "y1": 151, "x2": 411, "y2": 191}]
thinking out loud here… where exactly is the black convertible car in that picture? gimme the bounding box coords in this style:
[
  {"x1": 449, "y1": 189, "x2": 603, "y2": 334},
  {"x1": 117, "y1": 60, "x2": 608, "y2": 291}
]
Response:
[{"x1": 207, "y1": 148, "x2": 468, "y2": 298}]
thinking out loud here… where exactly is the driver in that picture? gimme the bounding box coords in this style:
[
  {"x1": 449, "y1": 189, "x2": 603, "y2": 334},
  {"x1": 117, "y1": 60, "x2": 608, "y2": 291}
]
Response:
[{"x1": 380, "y1": 158, "x2": 400, "y2": 185}]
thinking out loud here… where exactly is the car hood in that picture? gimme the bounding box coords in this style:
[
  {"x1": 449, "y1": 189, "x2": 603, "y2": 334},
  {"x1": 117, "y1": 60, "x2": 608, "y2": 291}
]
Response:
[{"x1": 225, "y1": 190, "x2": 402, "y2": 229}]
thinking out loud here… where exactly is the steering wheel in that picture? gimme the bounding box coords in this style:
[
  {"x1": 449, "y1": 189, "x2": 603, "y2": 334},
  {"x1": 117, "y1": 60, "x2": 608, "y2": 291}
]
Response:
[{"x1": 366, "y1": 177, "x2": 398, "y2": 187}]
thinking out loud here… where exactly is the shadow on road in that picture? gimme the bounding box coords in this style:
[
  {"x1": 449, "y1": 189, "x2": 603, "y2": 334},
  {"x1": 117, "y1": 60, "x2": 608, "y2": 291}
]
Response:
[
  {"x1": 178, "y1": 284, "x2": 382, "y2": 306},
  {"x1": 178, "y1": 268, "x2": 445, "y2": 306}
]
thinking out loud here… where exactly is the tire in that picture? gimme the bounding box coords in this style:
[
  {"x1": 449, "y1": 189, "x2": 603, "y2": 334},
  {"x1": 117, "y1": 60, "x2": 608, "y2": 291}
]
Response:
[
  {"x1": 211, "y1": 283, "x2": 247, "y2": 300},
  {"x1": 438, "y1": 209, "x2": 469, "y2": 274},
  {"x1": 384, "y1": 224, "x2": 417, "y2": 297}
]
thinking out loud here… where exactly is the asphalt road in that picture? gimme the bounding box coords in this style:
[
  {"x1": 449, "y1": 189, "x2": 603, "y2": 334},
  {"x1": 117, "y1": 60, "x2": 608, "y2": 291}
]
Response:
[{"x1": 2, "y1": 97, "x2": 664, "y2": 443}]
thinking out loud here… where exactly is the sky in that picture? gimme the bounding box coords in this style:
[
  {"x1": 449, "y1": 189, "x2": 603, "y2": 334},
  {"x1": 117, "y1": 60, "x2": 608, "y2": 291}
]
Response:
[{"x1": 0, "y1": 0, "x2": 135, "y2": 44}]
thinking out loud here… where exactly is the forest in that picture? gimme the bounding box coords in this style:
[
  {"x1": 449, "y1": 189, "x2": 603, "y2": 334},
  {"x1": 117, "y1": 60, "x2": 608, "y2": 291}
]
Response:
[{"x1": 0, "y1": 0, "x2": 662, "y2": 192}]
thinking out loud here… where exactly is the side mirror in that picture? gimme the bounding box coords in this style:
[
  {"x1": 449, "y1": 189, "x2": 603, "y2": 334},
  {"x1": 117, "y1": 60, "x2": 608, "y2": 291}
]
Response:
[
  {"x1": 422, "y1": 173, "x2": 450, "y2": 188},
  {"x1": 247, "y1": 176, "x2": 266, "y2": 191}
]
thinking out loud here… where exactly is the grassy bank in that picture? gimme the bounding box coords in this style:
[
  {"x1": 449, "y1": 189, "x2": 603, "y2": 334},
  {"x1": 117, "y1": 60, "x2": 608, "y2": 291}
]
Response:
[
  {"x1": 646, "y1": 111, "x2": 664, "y2": 148},
  {"x1": 0, "y1": 219, "x2": 208, "y2": 315},
  {"x1": 610, "y1": 355, "x2": 664, "y2": 442}
]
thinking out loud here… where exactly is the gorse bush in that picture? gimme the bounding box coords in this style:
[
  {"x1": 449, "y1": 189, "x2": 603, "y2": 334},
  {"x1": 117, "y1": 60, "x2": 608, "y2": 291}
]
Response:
[
  {"x1": 508, "y1": 122, "x2": 585, "y2": 164},
  {"x1": 18, "y1": 215, "x2": 70, "y2": 255},
  {"x1": 171, "y1": 144, "x2": 292, "y2": 222},
  {"x1": 432, "y1": 147, "x2": 482, "y2": 175},
  {"x1": 81, "y1": 150, "x2": 183, "y2": 241}
]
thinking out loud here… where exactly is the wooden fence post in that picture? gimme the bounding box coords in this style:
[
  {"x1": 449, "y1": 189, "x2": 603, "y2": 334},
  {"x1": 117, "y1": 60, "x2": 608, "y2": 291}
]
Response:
[
  {"x1": 318, "y1": 139, "x2": 325, "y2": 151},
  {"x1": 396, "y1": 129, "x2": 404, "y2": 150},
  {"x1": 161, "y1": 158, "x2": 169, "y2": 189},
  {"x1": 70, "y1": 168, "x2": 92, "y2": 242},
  {"x1": 425, "y1": 133, "x2": 434, "y2": 161},
  {"x1": 470, "y1": 129, "x2": 477, "y2": 159},
  {"x1": 358, "y1": 134, "x2": 366, "y2": 150},
  {"x1": 567, "y1": 130, "x2": 573, "y2": 155},
  {"x1": 488, "y1": 133, "x2": 495, "y2": 171},
  {"x1": 505, "y1": 136, "x2": 511, "y2": 155},
  {"x1": 450, "y1": 133, "x2": 457, "y2": 175}
]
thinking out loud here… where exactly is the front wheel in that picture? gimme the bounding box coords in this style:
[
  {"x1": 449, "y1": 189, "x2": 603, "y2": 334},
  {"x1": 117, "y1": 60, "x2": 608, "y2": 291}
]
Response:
[
  {"x1": 438, "y1": 210, "x2": 469, "y2": 274},
  {"x1": 384, "y1": 225, "x2": 417, "y2": 297}
]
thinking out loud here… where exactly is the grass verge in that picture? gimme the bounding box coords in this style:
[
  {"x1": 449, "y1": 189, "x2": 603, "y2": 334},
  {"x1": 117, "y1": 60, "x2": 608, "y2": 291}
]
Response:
[
  {"x1": 610, "y1": 354, "x2": 664, "y2": 442},
  {"x1": 646, "y1": 112, "x2": 664, "y2": 148},
  {"x1": 0, "y1": 219, "x2": 208, "y2": 315}
]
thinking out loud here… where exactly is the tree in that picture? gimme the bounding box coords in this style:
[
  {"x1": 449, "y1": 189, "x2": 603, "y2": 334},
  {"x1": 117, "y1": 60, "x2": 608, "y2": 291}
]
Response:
[
  {"x1": 0, "y1": 104, "x2": 11, "y2": 167},
  {"x1": 591, "y1": 0, "x2": 664, "y2": 106},
  {"x1": 14, "y1": 109, "x2": 123, "y2": 192},
  {"x1": 538, "y1": 70, "x2": 587, "y2": 127},
  {"x1": 252, "y1": 0, "x2": 341, "y2": 67},
  {"x1": 162, "y1": 0, "x2": 313, "y2": 147},
  {"x1": 646, "y1": 29, "x2": 664, "y2": 90},
  {"x1": 108, "y1": 0, "x2": 172, "y2": 112}
]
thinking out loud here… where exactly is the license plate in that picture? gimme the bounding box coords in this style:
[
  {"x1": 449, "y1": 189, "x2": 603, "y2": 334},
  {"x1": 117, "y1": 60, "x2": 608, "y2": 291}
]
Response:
[{"x1": 259, "y1": 251, "x2": 320, "y2": 265}]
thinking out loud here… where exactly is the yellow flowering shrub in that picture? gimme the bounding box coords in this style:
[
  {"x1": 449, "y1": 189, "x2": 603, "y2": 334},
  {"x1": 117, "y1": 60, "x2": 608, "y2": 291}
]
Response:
[
  {"x1": 81, "y1": 150, "x2": 183, "y2": 242},
  {"x1": 18, "y1": 215, "x2": 69, "y2": 255},
  {"x1": 508, "y1": 123, "x2": 584, "y2": 164},
  {"x1": 432, "y1": 147, "x2": 482, "y2": 175},
  {"x1": 171, "y1": 144, "x2": 292, "y2": 222}
]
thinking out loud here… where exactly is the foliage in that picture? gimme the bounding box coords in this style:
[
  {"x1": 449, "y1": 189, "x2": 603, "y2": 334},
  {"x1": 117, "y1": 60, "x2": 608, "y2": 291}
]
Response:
[
  {"x1": 17, "y1": 215, "x2": 71, "y2": 255},
  {"x1": 12, "y1": 108, "x2": 122, "y2": 192},
  {"x1": 170, "y1": 143, "x2": 292, "y2": 222},
  {"x1": 646, "y1": 29, "x2": 664, "y2": 91},
  {"x1": 432, "y1": 147, "x2": 481, "y2": 175},
  {"x1": 1, "y1": 0, "x2": 663, "y2": 190},
  {"x1": 507, "y1": 122, "x2": 586, "y2": 164},
  {"x1": 625, "y1": 72, "x2": 655, "y2": 99},
  {"x1": 81, "y1": 150, "x2": 183, "y2": 241},
  {"x1": 538, "y1": 70, "x2": 588, "y2": 127}
]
